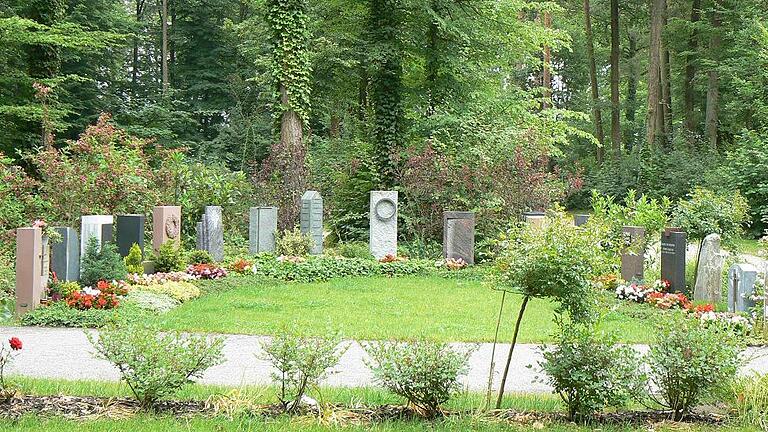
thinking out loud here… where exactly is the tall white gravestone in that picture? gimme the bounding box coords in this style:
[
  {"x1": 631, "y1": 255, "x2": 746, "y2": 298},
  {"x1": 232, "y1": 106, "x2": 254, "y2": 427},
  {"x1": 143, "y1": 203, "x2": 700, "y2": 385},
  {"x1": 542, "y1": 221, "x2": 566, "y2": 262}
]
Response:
[
  {"x1": 300, "y1": 191, "x2": 324, "y2": 255},
  {"x1": 203, "y1": 206, "x2": 224, "y2": 262},
  {"x1": 727, "y1": 263, "x2": 757, "y2": 313},
  {"x1": 250, "y1": 207, "x2": 278, "y2": 254},
  {"x1": 693, "y1": 233, "x2": 726, "y2": 303},
  {"x1": 369, "y1": 191, "x2": 398, "y2": 259},
  {"x1": 80, "y1": 215, "x2": 114, "y2": 256}
]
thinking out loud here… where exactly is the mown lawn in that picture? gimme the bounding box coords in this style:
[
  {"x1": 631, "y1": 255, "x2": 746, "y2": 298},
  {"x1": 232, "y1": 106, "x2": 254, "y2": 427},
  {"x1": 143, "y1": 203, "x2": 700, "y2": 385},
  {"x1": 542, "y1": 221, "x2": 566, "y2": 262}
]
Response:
[{"x1": 148, "y1": 275, "x2": 656, "y2": 343}]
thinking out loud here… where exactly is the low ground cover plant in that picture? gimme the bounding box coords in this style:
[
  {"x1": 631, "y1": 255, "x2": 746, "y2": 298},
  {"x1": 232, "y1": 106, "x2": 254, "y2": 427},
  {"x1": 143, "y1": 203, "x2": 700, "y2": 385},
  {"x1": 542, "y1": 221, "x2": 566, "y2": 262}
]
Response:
[
  {"x1": 730, "y1": 373, "x2": 768, "y2": 428},
  {"x1": 134, "y1": 281, "x2": 201, "y2": 302},
  {"x1": 252, "y1": 255, "x2": 432, "y2": 283},
  {"x1": 365, "y1": 340, "x2": 473, "y2": 417},
  {"x1": 90, "y1": 322, "x2": 224, "y2": 408},
  {"x1": 20, "y1": 301, "x2": 141, "y2": 327}
]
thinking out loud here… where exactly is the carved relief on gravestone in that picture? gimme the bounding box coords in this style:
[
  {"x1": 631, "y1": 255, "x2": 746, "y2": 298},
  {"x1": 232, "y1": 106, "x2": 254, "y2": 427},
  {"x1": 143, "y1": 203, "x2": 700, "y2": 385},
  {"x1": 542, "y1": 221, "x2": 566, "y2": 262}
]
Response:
[
  {"x1": 661, "y1": 228, "x2": 687, "y2": 293},
  {"x1": 300, "y1": 191, "x2": 323, "y2": 255},
  {"x1": 443, "y1": 211, "x2": 475, "y2": 264},
  {"x1": 727, "y1": 263, "x2": 757, "y2": 313},
  {"x1": 693, "y1": 233, "x2": 726, "y2": 303},
  {"x1": 16, "y1": 227, "x2": 43, "y2": 316},
  {"x1": 250, "y1": 207, "x2": 278, "y2": 254},
  {"x1": 620, "y1": 226, "x2": 646, "y2": 282},
  {"x1": 152, "y1": 206, "x2": 181, "y2": 251},
  {"x1": 51, "y1": 227, "x2": 79, "y2": 282},
  {"x1": 369, "y1": 191, "x2": 398, "y2": 259}
]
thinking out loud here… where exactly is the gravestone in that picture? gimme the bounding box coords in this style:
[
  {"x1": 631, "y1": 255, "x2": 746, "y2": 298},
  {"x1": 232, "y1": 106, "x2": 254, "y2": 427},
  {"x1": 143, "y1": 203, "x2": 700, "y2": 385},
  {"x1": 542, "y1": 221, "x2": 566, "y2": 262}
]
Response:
[
  {"x1": 443, "y1": 211, "x2": 475, "y2": 264},
  {"x1": 152, "y1": 206, "x2": 181, "y2": 251},
  {"x1": 80, "y1": 215, "x2": 114, "y2": 256},
  {"x1": 369, "y1": 191, "x2": 398, "y2": 259},
  {"x1": 693, "y1": 233, "x2": 726, "y2": 303},
  {"x1": 727, "y1": 263, "x2": 757, "y2": 313},
  {"x1": 101, "y1": 223, "x2": 113, "y2": 244},
  {"x1": 573, "y1": 214, "x2": 590, "y2": 227},
  {"x1": 51, "y1": 227, "x2": 79, "y2": 282},
  {"x1": 196, "y1": 221, "x2": 204, "y2": 250},
  {"x1": 620, "y1": 226, "x2": 646, "y2": 282},
  {"x1": 249, "y1": 207, "x2": 278, "y2": 254},
  {"x1": 203, "y1": 206, "x2": 224, "y2": 262},
  {"x1": 16, "y1": 227, "x2": 43, "y2": 316},
  {"x1": 661, "y1": 228, "x2": 687, "y2": 293},
  {"x1": 116, "y1": 214, "x2": 145, "y2": 258},
  {"x1": 300, "y1": 191, "x2": 323, "y2": 255}
]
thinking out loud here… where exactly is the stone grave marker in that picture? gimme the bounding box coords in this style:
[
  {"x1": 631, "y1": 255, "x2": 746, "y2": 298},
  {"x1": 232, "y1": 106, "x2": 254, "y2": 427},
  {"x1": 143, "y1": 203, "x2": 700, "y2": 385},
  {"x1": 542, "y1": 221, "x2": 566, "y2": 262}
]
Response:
[
  {"x1": 573, "y1": 214, "x2": 590, "y2": 227},
  {"x1": 152, "y1": 206, "x2": 181, "y2": 251},
  {"x1": 203, "y1": 206, "x2": 224, "y2": 262},
  {"x1": 196, "y1": 221, "x2": 205, "y2": 250},
  {"x1": 661, "y1": 228, "x2": 687, "y2": 293},
  {"x1": 80, "y1": 215, "x2": 114, "y2": 256},
  {"x1": 521, "y1": 211, "x2": 546, "y2": 229},
  {"x1": 727, "y1": 263, "x2": 757, "y2": 313},
  {"x1": 693, "y1": 233, "x2": 726, "y2": 303},
  {"x1": 300, "y1": 191, "x2": 323, "y2": 255},
  {"x1": 16, "y1": 227, "x2": 43, "y2": 316},
  {"x1": 443, "y1": 211, "x2": 475, "y2": 264},
  {"x1": 250, "y1": 207, "x2": 278, "y2": 254},
  {"x1": 51, "y1": 227, "x2": 79, "y2": 282},
  {"x1": 369, "y1": 191, "x2": 398, "y2": 259},
  {"x1": 116, "y1": 214, "x2": 145, "y2": 258},
  {"x1": 620, "y1": 226, "x2": 646, "y2": 282}
]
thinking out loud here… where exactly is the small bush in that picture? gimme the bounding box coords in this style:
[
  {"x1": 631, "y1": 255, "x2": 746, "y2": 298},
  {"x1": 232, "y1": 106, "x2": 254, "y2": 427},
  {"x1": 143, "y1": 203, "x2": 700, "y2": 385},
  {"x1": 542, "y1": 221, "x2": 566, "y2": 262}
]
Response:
[
  {"x1": 261, "y1": 327, "x2": 347, "y2": 412},
  {"x1": 187, "y1": 249, "x2": 213, "y2": 265},
  {"x1": 539, "y1": 320, "x2": 644, "y2": 421},
  {"x1": 252, "y1": 255, "x2": 432, "y2": 283},
  {"x1": 124, "y1": 243, "x2": 144, "y2": 274},
  {"x1": 151, "y1": 242, "x2": 186, "y2": 273},
  {"x1": 276, "y1": 228, "x2": 314, "y2": 257},
  {"x1": 672, "y1": 187, "x2": 750, "y2": 250},
  {"x1": 134, "y1": 281, "x2": 201, "y2": 303},
  {"x1": 336, "y1": 242, "x2": 373, "y2": 259},
  {"x1": 646, "y1": 316, "x2": 745, "y2": 419},
  {"x1": 20, "y1": 301, "x2": 141, "y2": 328},
  {"x1": 80, "y1": 237, "x2": 127, "y2": 287},
  {"x1": 364, "y1": 340, "x2": 473, "y2": 417},
  {"x1": 90, "y1": 322, "x2": 224, "y2": 408}
]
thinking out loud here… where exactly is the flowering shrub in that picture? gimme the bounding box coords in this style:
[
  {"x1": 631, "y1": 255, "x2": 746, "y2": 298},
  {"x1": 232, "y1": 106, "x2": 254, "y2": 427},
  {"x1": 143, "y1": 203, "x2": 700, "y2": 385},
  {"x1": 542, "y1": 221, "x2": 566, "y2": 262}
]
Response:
[
  {"x1": 0, "y1": 336, "x2": 23, "y2": 400},
  {"x1": 136, "y1": 282, "x2": 200, "y2": 303},
  {"x1": 65, "y1": 291, "x2": 120, "y2": 310},
  {"x1": 186, "y1": 263, "x2": 227, "y2": 280},
  {"x1": 96, "y1": 280, "x2": 130, "y2": 296},
  {"x1": 615, "y1": 282, "x2": 657, "y2": 303},
  {"x1": 434, "y1": 258, "x2": 467, "y2": 271},
  {"x1": 228, "y1": 258, "x2": 256, "y2": 274},
  {"x1": 593, "y1": 274, "x2": 620, "y2": 291},
  {"x1": 47, "y1": 278, "x2": 80, "y2": 302},
  {"x1": 647, "y1": 292, "x2": 691, "y2": 310},
  {"x1": 698, "y1": 312, "x2": 752, "y2": 333},
  {"x1": 126, "y1": 272, "x2": 195, "y2": 285}
]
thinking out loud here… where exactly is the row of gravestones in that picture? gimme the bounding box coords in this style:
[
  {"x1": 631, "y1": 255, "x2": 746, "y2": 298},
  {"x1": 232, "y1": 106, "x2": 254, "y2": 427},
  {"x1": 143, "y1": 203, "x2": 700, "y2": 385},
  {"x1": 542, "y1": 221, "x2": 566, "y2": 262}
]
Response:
[{"x1": 619, "y1": 226, "x2": 767, "y2": 316}]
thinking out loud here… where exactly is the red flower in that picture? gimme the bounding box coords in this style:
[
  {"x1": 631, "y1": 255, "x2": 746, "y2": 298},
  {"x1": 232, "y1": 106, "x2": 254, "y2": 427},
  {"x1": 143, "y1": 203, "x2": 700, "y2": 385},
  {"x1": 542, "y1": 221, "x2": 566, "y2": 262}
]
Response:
[
  {"x1": 9, "y1": 337, "x2": 22, "y2": 351},
  {"x1": 97, "y1": 280, "x2": 110, "y2": 290}
]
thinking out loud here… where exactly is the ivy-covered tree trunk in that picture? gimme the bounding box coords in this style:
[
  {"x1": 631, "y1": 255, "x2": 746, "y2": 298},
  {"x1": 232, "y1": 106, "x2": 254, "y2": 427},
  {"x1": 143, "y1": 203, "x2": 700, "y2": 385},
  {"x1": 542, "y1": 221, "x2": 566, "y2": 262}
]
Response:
[{"x1": 370, "y1": 0, "x2": 404, "y2": 188}]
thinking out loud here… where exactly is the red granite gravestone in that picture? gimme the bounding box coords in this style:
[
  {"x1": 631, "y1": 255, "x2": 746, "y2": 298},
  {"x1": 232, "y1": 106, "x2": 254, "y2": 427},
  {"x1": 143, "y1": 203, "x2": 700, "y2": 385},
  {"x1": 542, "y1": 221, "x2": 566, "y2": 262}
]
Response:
[{"x1": 15, "y1": 227, "x2": 43, "y2": 316}]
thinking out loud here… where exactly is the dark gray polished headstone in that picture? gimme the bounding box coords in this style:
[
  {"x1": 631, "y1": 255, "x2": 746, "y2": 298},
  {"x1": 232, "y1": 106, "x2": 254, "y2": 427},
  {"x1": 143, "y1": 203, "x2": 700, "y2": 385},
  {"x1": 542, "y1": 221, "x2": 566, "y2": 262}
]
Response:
[
  {"x1": 661, "y1": 228, "x2": 687, "y2": 294},
  {"x1": 51, "y1": 227, "x2": 79, "y2": 282},
  {"x1": 116, "y1": 214, "x2": 145, "y2": 258}
]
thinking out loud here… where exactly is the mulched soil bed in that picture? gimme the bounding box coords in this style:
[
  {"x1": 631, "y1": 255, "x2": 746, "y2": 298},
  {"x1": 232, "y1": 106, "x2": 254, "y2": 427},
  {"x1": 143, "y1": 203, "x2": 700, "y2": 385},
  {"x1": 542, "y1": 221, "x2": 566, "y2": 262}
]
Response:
[{"x1": 0, "y1": 395, "x2": 726, "y2": 426}]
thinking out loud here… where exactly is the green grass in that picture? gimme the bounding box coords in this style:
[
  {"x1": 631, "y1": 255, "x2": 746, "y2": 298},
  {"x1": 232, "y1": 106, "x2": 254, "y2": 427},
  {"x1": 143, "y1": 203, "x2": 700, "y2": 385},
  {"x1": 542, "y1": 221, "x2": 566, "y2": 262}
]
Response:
[
  {"x1": 734, "y1": 238, "x2": 763, "y2": 256},
  {"x1": 147, "y1": 275, "x2": 655, "y2": 343}
]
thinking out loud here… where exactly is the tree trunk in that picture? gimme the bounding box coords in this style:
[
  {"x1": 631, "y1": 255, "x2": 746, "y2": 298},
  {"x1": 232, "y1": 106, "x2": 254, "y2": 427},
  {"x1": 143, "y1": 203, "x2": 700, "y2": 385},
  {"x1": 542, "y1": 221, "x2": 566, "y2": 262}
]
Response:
[
  {"x1": 132, "y1": 0, "x2": 144, "y2": 88},
  {"x1": 705, "y1": 5, "x2": 721, "y2": 150},
  {"x1": 161, "y1": 0, "x2": 169, "y2": 94},
  {"x1": 541, "y1": 12, "x2": 552, "y2": 110},
  {"x1": 609, "y1": 0, "x2": 621, "y2": 158},
  {"x1": 495, "y1": 296, "x2": 530, "y2": 409},
  {"x1": 661, "y1": 46, "x2": 672, "y2": 146},
  {"x1": 625, "y1": 29, "x2": 639, "y2": 152},
  {"x1": 583, "y1": 0, "x2": 605, "y2": 164},
  {"x1": 683, "y1": 0, "x2": 701, "y2": 142},
  {"x1": 646, "y1": 0, "x2": 665, "y2": 148},
  {"x1": 329, "y1": 114, "x2": 341, "y2": 138},
  {"x1": 280, "y1": 84, "x2": 307, "y2": 194}
]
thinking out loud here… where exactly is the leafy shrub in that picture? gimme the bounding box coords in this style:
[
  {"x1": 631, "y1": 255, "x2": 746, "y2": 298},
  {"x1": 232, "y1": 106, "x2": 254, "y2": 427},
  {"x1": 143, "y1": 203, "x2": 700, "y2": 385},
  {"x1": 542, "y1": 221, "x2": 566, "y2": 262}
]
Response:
[
  {"x1": 47, "y1": 280, "x2": 80, "y2": 301},
  {"x1": 276, "y1": 228, "x2": 314, "y2": 257},
  {"x1": 398, "y1": 237, "x2": 442, "y2": 260},
  {"x1": 124, "y1": 244, "x2": 144, "y2": 274},
  {"x1": 187, "y1": 249, "x2": 213, "y2": 265},
  {"x1": 135, "y1": 281, "x2": 201, "y2": 303},
  {"x1": 539, "y1": 320, "x2": 644, "y2": 421},
  {"x1": 261, "y1": 327, "x2": 347, "y2": 412},
  {"x1": 724, "y1": 130, "x2": 768, "y2": 235},
  {"x1": 365, "y1": 340, "x2": 473, "y2": 417},
  {"x1": 151, "y1": 242, "x2": 186, "y2": 273},
  {"x1": 90, "y1": 322, "x2": 224, "y2": 408},
  {"x1": 80, "y1": 237, "x2": 127, "y2": 287},
  {"x1": 0, "y1": 252, "x2": 15, "y2": 301},
  {"x1": 730, "y1": 373, "x2": 768, "y2": 428},
  {"x1": 672, "y1": 187, "x2": 750, "y2": 250},
  {"x1": 589, "y1": 189, "x2": 670, "y2": 254},
  {"x1": 125, "y1": 290, "x2": 179, "y2": 313},
  {"x1": 336, "y1": 242, "x2": 373, "y2": 259},
  {"x1": 646, "y1": 316, "x2": 744, "y2": 419},
  {"x1": 20, "y1": 301, "x2": 141, "y2": 328},
  {"x1": 0, "y1": 335, "x2": 23, "y2": 400},
  {"x1": 0, "y1": 154, "x2": 43, "y2": 253},
  {"x1": 252, "y1": 255, "x2": 432, "y2": 283},
  {"x1": 228, "y1": 258, "x2": 255, "y2": 274}
]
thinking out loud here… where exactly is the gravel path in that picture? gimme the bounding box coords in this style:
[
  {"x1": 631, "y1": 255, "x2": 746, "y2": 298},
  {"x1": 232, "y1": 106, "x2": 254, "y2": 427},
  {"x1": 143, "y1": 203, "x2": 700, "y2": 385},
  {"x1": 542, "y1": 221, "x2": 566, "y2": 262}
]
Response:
[{"x1": 4, "y1": 326, "x2": 768, "y2": 393}]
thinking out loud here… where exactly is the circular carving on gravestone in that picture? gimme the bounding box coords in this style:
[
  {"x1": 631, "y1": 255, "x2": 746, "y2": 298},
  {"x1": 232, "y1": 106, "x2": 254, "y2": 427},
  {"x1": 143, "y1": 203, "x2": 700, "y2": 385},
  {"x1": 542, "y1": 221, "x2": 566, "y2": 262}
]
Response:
[
  {"x1": 374, "y1": 198, "x2": 397, "y2": 221},
  {"x1": 165, "y1": 214, "x2": 180, "y2": 239}
]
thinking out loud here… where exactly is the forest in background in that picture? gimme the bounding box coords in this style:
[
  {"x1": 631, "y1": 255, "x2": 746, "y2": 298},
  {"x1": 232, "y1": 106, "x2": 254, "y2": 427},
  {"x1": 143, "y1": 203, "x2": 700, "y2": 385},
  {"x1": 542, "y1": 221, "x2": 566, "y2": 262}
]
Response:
[{"x1": 1, "y1": 0, "x2": 767, "y2": 244}]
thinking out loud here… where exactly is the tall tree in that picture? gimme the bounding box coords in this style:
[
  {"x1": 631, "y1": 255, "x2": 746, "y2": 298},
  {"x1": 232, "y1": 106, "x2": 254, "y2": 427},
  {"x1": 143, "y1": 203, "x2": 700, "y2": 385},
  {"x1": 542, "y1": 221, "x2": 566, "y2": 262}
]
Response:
[
  {"x1": 704, "y1": 1, "x2": 720, "y2": 149},
  {"x1": 160, "y1": 0, "x2": 169, "y2": 94},
  {"x1": 624, "y1": 28, "x2": 639, "y2": 152},
  {"x1": 646, "y1": 0, "x2": 665, "y2": 148},
  {"x1": 682, "y1": 0, "x2": 701, "y2": 140},
  {"x1": 609, "y1": 0, "x2": 621, "y2": 157},
  {"x1": 583, "y1": 0, "x2": 604, "y2": 163}
]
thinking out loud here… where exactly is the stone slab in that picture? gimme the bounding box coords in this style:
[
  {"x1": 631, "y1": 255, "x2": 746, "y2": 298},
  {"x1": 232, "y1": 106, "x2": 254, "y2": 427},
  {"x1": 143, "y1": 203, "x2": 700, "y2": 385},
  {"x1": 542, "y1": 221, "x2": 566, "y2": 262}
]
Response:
[
  {"x1": 300, "y1": 191, "x2": 323, "y2": 255},
  {"x1": 693, "y1": 233, "x2": 725, "y2": 303},
  {"x1": 620, "y1": 226, "x2": 646, "y2": 282},
  {"x1": 249, "y1": 207, "x2": 278, "y2": 254},
  {"x1": 369, "y1": 191, "x2": 398, "y2": 259},
  {"x1": 204, "y1": 206, "x2": 224, "y2": 262},
  {"x1": 443, "y1": 211, "x2": 475, "y2": 264},
  {"x1": 661, "y1": 228, "x2": 687, "y2": 293},
  {"x1": 116, "y1": 214, "x2": 145, "y2": 258},
  {"x1": 80, "y1": 215, "x2": 114, "y2": 257},
  {"x1": 152, "y1": 206, "x2": 181, "y2": 251},
  {"x1": 727, "y1": 263, "x2": 758, "y2": 313},
  {"x1": 16, "y1": 227, "x2": 43, "y2": 316},
  {"x1": 51, "y1": 227, "x2": 79, "y2": 282}
]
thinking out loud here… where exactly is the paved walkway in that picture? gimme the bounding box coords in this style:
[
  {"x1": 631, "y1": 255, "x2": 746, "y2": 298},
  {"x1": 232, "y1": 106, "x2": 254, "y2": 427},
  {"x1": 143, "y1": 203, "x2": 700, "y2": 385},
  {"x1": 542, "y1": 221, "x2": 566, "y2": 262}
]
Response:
[{"x1": 4, "y1": 327, "x2": 768, "y2": 393}]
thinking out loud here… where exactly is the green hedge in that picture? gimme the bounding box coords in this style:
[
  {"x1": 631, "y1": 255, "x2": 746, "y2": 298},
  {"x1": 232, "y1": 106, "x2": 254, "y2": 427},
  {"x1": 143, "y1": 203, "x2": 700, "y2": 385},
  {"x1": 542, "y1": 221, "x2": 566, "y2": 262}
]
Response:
[{"x1": 251, "y1": 255, "x2": 434, "y2": 283}]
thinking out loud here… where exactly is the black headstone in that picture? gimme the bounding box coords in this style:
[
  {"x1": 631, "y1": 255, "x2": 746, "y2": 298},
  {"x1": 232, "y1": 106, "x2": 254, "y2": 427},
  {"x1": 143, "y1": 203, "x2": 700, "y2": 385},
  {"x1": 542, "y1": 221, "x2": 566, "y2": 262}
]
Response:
[
  {"x1": 661, "y1": 228, "x2": 687, "y2": 294},
  {"x1": 116, "y1": 214, "x2": 145, "y2": 258}
]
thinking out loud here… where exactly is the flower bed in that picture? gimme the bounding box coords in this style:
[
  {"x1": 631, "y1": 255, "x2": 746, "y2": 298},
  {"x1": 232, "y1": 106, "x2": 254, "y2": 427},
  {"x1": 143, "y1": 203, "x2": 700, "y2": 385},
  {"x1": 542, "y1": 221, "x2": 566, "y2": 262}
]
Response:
[{"x1": 186, "y1": 264, "x2": 228, "y2": 280}]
